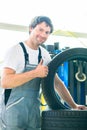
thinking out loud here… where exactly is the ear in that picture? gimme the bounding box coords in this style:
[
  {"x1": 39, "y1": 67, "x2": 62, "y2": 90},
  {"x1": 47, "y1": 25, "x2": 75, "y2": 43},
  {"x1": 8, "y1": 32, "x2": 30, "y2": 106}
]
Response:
[{"x1": 29, "y1": 27, "x2": 33, "y2": 34}]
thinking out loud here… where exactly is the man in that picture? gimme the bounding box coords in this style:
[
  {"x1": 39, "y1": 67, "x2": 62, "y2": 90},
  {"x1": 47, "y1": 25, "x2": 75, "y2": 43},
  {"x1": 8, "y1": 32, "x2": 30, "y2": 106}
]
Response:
[{"x1": 1, "y1": 16, "x2": 87, "y2": 130}]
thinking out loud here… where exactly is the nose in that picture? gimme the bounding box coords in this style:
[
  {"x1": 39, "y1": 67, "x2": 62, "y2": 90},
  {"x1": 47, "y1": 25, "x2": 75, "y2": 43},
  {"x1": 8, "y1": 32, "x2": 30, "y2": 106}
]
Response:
[{"x1": 40, "y1": 31, "x2": 48, "y2": 38}]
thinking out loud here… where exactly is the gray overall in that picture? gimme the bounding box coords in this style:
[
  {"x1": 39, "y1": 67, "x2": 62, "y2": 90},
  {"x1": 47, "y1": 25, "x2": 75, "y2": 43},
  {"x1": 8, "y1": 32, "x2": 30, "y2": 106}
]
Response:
[{"x1": 1, "y1": 42, "x2": 42, "y2": 130}]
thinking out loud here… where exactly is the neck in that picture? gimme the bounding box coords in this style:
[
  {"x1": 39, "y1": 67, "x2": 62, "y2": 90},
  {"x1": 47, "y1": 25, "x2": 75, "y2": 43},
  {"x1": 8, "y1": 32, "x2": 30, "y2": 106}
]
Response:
[{"x1": 25, "y1": 39, "x2": 39, "y2": 50}]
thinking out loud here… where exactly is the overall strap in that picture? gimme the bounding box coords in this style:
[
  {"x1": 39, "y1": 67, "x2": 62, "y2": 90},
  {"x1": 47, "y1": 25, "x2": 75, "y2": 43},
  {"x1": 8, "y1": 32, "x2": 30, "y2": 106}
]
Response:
[
  {"x1": 20, "y1": 42, "x2": 42, "y2": 64},
  {"x1": 38, "y1": 47, "x2": 42, "y2": 63},
  {"x1": 19, "y1": 42, "x2": 29, "y2": 66}
]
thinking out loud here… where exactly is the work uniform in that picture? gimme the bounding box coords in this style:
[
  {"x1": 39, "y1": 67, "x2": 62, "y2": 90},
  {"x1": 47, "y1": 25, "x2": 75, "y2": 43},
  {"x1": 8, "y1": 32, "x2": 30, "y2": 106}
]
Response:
[{"x1": 1, "y1": 42, "x2": 51, "y2": 130}]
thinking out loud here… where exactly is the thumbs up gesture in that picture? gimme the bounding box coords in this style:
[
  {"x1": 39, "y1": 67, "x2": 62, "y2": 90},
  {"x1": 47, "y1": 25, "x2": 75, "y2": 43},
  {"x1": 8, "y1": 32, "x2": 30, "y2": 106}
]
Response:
[{"x1": 35, "y1": 59, "x2": 49, "y2": 78}]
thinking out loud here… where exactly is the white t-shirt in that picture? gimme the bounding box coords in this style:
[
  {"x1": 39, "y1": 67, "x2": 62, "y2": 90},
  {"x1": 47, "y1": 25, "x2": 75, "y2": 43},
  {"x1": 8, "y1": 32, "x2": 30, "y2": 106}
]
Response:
[{"x1": 3, "y1": 42, "x2": 51, "y2": 73}]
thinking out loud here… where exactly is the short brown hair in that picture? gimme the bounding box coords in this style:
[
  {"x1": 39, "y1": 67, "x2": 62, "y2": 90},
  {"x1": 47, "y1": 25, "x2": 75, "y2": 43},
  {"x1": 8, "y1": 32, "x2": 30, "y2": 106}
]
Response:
[{"x1": 29, "y1": 16, "x2": 54, "y2": 34}]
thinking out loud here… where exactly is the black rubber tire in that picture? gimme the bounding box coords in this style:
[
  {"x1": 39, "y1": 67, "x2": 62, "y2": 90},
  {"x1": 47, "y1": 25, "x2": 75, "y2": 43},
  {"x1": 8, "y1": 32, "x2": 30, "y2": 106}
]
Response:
[
  {"x1": 42, "y1": 48, "x2": 87, "y2": 109},
  {"x1": 41, "y1": 109, "x2": 87, "y2": 130}
]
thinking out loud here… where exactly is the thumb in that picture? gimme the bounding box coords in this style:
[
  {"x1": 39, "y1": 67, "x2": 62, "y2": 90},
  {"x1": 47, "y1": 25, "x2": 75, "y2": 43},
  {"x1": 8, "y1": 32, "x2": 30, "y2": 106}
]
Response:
[{"x1": 39, "y1": 59, "x2": 43, "y2": 65}]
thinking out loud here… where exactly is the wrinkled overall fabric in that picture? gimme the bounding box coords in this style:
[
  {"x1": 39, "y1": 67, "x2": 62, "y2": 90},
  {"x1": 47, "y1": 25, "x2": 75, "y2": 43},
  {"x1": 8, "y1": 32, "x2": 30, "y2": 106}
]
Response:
[{"x1": 1, "y1": 43, "x2": 41, "y2": 130}]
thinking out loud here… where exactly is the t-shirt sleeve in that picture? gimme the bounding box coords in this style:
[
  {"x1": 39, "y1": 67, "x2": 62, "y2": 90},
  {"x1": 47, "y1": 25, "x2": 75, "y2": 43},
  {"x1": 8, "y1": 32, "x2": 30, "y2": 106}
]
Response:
[{"x1": 3, "y1": 44, "x2": 24, "y2": 72}]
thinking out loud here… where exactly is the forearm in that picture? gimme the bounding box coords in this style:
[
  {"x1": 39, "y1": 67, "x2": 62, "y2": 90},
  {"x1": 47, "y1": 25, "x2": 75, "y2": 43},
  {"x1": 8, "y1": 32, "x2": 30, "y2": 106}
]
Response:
[
  {"x1": 1, "y1": 61, "x2": 48, "y2": 89},
  {"x1": 55, "y1": 75, "x2": 77, "y2": 108},
  {"x1": 1, "y1": 69, "x2": 39, "y2": 89},
  {"x1": 56, "y1": 84, "x2": 77, "y2": 108}
]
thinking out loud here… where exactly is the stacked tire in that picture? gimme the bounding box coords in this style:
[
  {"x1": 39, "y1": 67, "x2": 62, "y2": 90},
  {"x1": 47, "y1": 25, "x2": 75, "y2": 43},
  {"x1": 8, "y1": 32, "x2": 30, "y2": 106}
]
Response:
[
  {"x1": 41, "y1": 110, "x2": 87, "y2": 130},
  {"x1": 41, "y1": 48, "x2": 87, "y2": 130}
]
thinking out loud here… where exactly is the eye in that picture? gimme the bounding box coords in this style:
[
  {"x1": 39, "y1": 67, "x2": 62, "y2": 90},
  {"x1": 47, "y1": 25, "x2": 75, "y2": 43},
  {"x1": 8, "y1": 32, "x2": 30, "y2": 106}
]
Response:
[
  {"x1": 46, "y1": 31, "x2": 50, "y2": 35},
  {"x1": 39, "y1": 28, "x2": 43, "y2": 32}
]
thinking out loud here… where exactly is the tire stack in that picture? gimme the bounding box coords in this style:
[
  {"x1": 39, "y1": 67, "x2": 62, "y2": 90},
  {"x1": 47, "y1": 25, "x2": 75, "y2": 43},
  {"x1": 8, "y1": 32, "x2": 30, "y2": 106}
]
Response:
[
  {"x1": 41, "y1": 110, "x2": 87, "y2": 130},
  {"x1": 41, "y1": 48, "x2": 87, "y2": 130}
]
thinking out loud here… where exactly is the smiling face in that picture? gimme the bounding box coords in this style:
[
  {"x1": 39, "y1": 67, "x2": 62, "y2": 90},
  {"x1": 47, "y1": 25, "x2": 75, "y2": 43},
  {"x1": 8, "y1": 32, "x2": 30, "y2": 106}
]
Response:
[{"x1": 29, "y1": 22, "x2": 51, "y2": 49}]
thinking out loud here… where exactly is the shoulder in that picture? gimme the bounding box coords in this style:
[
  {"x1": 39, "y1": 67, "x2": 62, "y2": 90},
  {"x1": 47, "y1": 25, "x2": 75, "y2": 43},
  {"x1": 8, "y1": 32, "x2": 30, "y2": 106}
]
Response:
[
  {"x1": 39, "y1": 46, "x2": 51, "y2": 65},
  {"x1": 40, "y1": 46, "x2": 49, "y2": 55},
  {"x1": 6, "y1": 43, "x2": 23, "y2": 54},
  {"x1": 4, "y1": 43, "x2": 24, "y2": 59},
  {"x1": 3, "y1": 43, "x2": 25, "y2": 72}
]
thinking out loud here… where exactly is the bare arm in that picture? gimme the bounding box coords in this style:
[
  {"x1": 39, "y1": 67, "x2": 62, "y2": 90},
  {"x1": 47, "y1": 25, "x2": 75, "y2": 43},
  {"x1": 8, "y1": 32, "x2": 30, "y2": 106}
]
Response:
[
  {"x1": 1, "y1": 59, "x2": 48, "y2": 89},
  {"x1": 54, "y1": 74, "x2": 87, "y2": 109},
  {"x1": 54, "y1": 74, "x2": 77, "y2": 108}
]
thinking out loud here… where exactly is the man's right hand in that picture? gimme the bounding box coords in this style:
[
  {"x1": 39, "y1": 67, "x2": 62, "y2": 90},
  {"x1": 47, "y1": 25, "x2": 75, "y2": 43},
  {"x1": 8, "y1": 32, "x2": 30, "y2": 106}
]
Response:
[{"x1": 35, "y1": 59, "x2": 49, "y2": 78}]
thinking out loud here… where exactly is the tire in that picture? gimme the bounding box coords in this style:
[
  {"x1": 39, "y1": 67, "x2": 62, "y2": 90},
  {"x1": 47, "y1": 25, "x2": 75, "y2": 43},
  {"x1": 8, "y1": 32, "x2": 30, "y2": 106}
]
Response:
[
  {"x1": 41, "y1": 109, "x2": 87, "y2": 130},
  {"x1": 42, "y1": 48, "x2": 87, "y2": 109}
]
